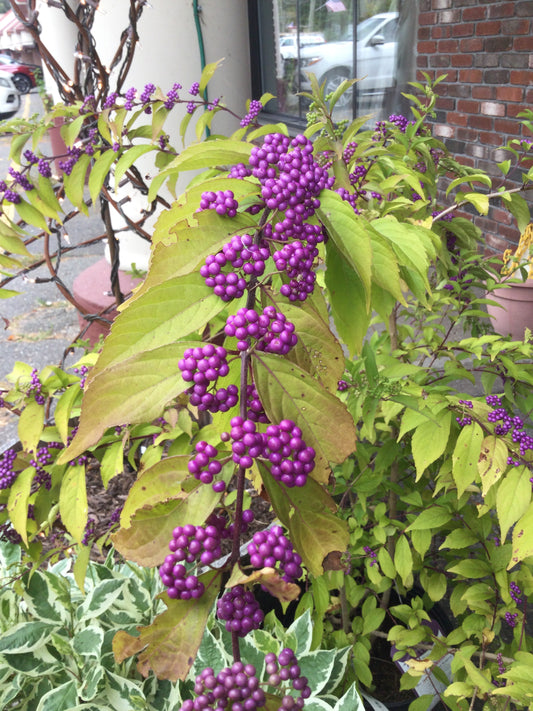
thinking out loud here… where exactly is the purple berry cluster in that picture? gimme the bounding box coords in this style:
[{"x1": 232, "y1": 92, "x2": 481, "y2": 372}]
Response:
[
  {"x1": 0, "y1": 448, "x2": 17, "y2": 489},
  {"x1": 178, "y1": 345, "x2": 238, "y2": 413},
  {"x1": 199, "y1": 190, "x2": 239, "y2": 217},
  {"x1": 27, "y1": 368, "x2": 45, "y2": 405},
  {"x1": 230, "y1": 417, "x2": 266, "y2": 470},
  {"x1": 188, "y1": 441, "x2": 226, "y2": 492},
  {"x1": 510, "y1": 582, "x2": 523, "y2": 605},
  {"x1": 246, "y1": 384, "x2": 269, "y2": 423},
  {"x1": 159, "y1": 523, "x2": 222, "y2": 599},
  {"x1": 224, "y1": 306, "x2": 297, "y2": 355},
  {"x1": 181, "y1": 662, "x2": 265, "y2": 711},
  {"x1": 247, "y1": 525, "x2": 303, "y2": 582},
  {"x1": 262, "y1": 421, "x2": 315, "y2": 488},
  {"x1": 273, "y1": 240, "x2": 318, "y2": 302},
  {"x1": 240, "y1": 98, "x2": 263, "y2": 127},
  {"x1": 216, "y1": 585, "x2": 264, "y2": 637},
  {"x1": 201, "y1": 234, "x2": 270, "y2": 302},
  {"x1": 265, "y1": 648, "x2": 311, "y2": 708}
]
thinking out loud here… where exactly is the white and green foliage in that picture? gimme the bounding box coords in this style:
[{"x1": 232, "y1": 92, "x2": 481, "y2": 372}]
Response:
[
  {"x1": 191, "y1": 610, "x2": 364, "y2": 711},
  {"x1": 0, "y1": 542, "x2": 185, "y2": 711}
]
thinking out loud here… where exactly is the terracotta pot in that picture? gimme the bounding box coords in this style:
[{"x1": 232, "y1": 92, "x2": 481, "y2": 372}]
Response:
[{"x1": 486, "y1": 280, "x2": 533, "y2": 340}]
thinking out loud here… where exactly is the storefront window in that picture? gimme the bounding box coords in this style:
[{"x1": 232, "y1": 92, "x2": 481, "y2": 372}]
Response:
[{"x1": 248, "y1": 0, "x2": 417, "y2": 125}]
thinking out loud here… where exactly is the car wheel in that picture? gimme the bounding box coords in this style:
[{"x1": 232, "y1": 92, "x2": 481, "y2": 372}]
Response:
[
  {"x1": 322, "y1": 68, "x2": 352, "y2": 108},
  {"x1": 0, "y1": 111, "x2": 17, "y2": 120},
  {"x1": 12, "y1": 73, "x2": 32, "y2": 94}
]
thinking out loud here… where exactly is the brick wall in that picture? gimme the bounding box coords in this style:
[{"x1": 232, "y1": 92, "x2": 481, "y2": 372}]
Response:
[{"x1": 417, "y1": 0, "x2": 533, "y2": 256}]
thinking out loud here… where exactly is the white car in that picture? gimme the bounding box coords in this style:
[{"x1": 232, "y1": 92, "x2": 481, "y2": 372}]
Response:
[
  {"x1": 297, "y1": 12, "x2": 398, "y2": 108},
  {"x1": 280, "y1": 33, "x2": 325, "y2": 61},
  {"x1": 0, "y1": 69, "x2": 20, "y2": 119}
]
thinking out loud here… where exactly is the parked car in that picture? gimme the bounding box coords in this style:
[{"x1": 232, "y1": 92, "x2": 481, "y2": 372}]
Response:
[
  {"x1": 279, "y1": 33, "x2": 325, "y2": 61},
  {"x1": 0, "y1": 69, "x2": 20, "y2": 118},
  {"x1": 0, "y1": 53, "x2": 37, "y2": 94},
  {"x1": 297, "y1": 12, "x2": 398, "y2": 108}
]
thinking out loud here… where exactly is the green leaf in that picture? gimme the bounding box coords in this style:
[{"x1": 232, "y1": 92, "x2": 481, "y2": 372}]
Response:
[
  {"x1": 36, "y1": 680, "x2": 77, "y2": 711},
  {"x1": 407, "y1": 507, "x2": 452, "y2": 531},
  {"x1": 148, "y1": 140, "x2": 253, "y2": 202},
  {"x1": 15, "y1": 196, "x2": 50, "y2": 232},
  {"x1": 18, "y1": 399, "x2": 44, "y2": 452},
  {"x1": 447, "y1": 559, "x2": 491, "y2": 579},
  {"x1": 497, "y1": 466, "x2": 532, "y2": 542},
  {"x1": 59, "y1": 463, "x2": 88, "y2": 544},
  {"x1": 411, "y1": 412, "x2": 451, "y2": 480},
  {"x1": 7, "y1": 466, "x2": 35, "y2": 545},
  {"x1": 0, "y1": 622, "x2": 55, "y2": 654},
  {"x1": 53, "y1": 384, "x2": 82, "y2": 444},
  {"x1": 94, "y1": 273, "x2": 227, "y2": 372},
  {"x1": 22, "y1": 569, "x2": 70, "y2": 625},
  {"x1": 253, "y1": 353, "x2": 356, "y2": 483},
  {"x1": 318, "y1": 191, "x2": 372, "y2": 307},
  {"x1": 324, "y1": 237, "x2": 370, "y2": 355},
  {"x1": 77, "y1": 579, "x2": 125, "y2": 621},
  {"x1": 509, "y1": 502, "x2": 533, "y2": 570},
  {"x1": 100, "y1": 440, "x2": 125, "y2": 488},
  {"x1": 445, "y1": 173, "x2": 492, "y2": 196},
  {"x1": 114, "y1": 144, "x2": 156, "y2": 186},
  {"x1": 59, "y1": 343, "x2": 193, "y2": 463},
  {"x1": 282, "y1": 298, "x2": 345, "y2": 393},
  {"x1": 89, "y1": 149, "x2": 118, "y2": 204},
  {"x1": 63, "y1": 153, "x2": 91, "y2": 214},
  {"x1": 112, "y1": 569, "x2": 220, "y2": 681},
  {"x1": 259, "y1": 464, "x2": 349, "y2": 577},
  {"x1": 478, "y1": 436, "x2": 508, "y2": 496},
  {"x1": 452, "y1": 423, "x2": 483, "y2": 496},
  {"x1": 113, "y1": 463, "x2": 231, "y2": 566},
  {"x1": 394, "y1": 536, "x2": 413, "y2": 587}
]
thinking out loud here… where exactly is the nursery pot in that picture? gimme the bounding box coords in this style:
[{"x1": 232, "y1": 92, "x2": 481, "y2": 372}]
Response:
[
  {"x1": 486, "y1": 280, "x2": 533, "y2": 340},
  {"x1": 362, "y1": 594, "x2": 453, "y2": 711}
]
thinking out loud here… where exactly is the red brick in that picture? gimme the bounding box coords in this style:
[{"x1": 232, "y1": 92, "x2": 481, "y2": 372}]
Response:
[
  {"x1": 457, "y1": 99, "x2": 478, "y2": 113},
  {"x1": 507, "y1": 104, "x2": 527, "y2": 118},
  {"x1": 432, "y1": 0, "x2": 452, "y2": 8},
  {"x1": 452, "y1": 22, "x2": 475, "y2": 36},
  {"x1": 459, "y1": 68, "x2": 482, "y2": 83},
  {"x1": 438, "y1": 39, "x2": 459, "y2": 52},
  {"x1": 505, "y1": 19, "x2": 531, "y2": 35},
  {"x1": 430, "y1": 55, "x2": 452, "y2": 67},
  {"x1": 476, "y1": 20, "x2": 501, "y2": 35},
  {"x1": 468, "y1": 115, "x2": 494, "y2": 130},
  {"x1": 459, "y1": 38, "x2": 483, "y2": 52},
  {"x1": 417, "y1": 56, "x2": 429, "y2": 68},
  {"x1": 513, "y1": 36, "x2": 533, "y2": 51},
  {"x1": 451, "y1": 54, "x2": 473, "y2": 67},
  {"x1": 436, "y1": 97, "x2": 455, "y2": 110},
  {"x1": 456, "y1": 156, "x2": 475, "y2": 167},
  {"x1": 448, "y1": 112, "x2": 469, "y2": 126},
  {"x1": 488, "y1": 2, "x2": 515, "y2": 17},
  {"x1": 479, "y1": 131, "x2": 503, "y2": 146},
  {"x1": 462, "y1": 6, "x2": 486, "y2": 20},
  {"x1": 492, "y1": 207, "x2": 514, "y2": 226},
  {"x1": 418, "y1": 27, "x2": 431, "y2": 40},
  {"x1": 419, "y1": 11, "x2": 438, "y2": 25},
  {"x1": 432, "y1": 26, "x2": 451, "y2": 39},
  {"x1": 456, "y1": 128, "x2": 479, "y2": 142},
  {"x1": 472, "y1": 85, "x2": 494, "y2": 99},
  {"x1": 494, "y1": 118, "x2": 521, "y2": 135},
  {"x1": 510, "y1": 70, "x2": 532, "y2": 85},
  {"x1": 496, "y1": 86, "x2": 525, "y2": 102},
  {"x1": 418, "y1": 40, "x2": 438, "y2": 53}
]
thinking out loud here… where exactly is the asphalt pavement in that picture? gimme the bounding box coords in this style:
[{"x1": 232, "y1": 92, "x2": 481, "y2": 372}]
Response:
[{"x1": 0, "y1": 91, "x2": 106, "y2": 445}]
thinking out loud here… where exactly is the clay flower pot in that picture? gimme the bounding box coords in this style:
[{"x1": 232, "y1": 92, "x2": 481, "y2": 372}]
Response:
[{"x1": 486, "y1": 280, "x2": 533, "y2": 340}]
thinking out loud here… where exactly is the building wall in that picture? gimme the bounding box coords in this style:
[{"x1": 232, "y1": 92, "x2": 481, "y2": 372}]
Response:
[{"x1": 417, "y1": 0, "x2": 533, "y2": 256}]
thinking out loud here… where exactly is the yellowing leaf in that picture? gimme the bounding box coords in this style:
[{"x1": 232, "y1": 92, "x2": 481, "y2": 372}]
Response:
[{"x1": 113, "y1": 570, "x2": 220, "y2": 681}]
